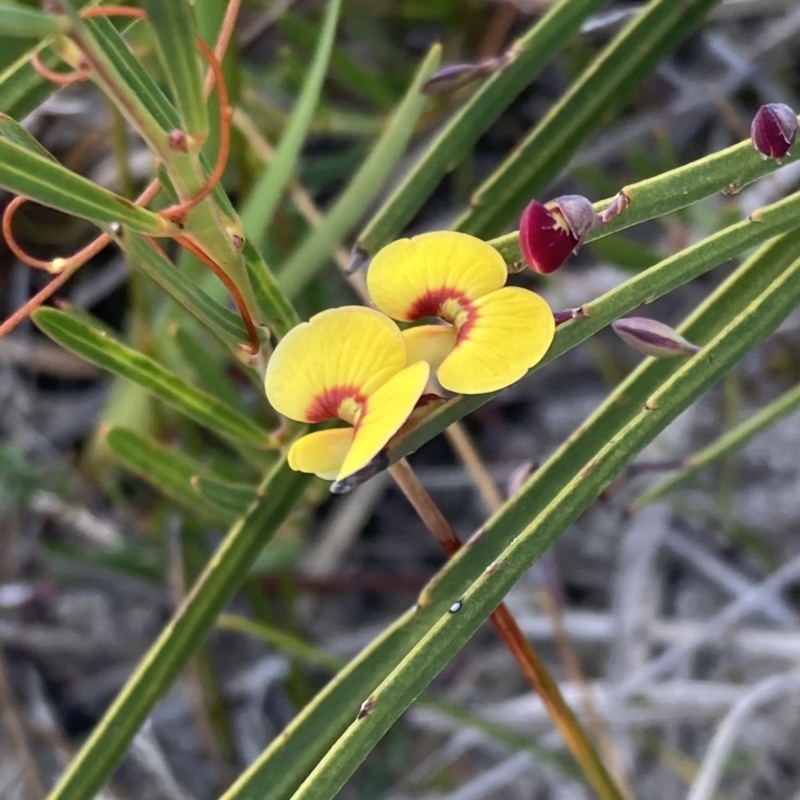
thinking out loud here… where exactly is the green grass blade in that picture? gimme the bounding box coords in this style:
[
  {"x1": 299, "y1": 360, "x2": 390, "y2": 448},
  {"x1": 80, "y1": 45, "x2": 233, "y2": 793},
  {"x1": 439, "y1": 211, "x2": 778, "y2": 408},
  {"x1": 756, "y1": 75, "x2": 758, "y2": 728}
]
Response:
[
  {"x1": 355, "y1": 0, "x2": 610, "y2": 259},
  {"x1": 631, "y1": 381, "x2": 800, "y2": 510},
  {"x1": 44, "y1": 458, "x2": 311, "y2": 800},
  {"x1": 0, "y1": 111, "x2": 57, "y2": 159},
  {"x1": 277, "y1": 44, "x2": 441, "y2": 298},
  {"x1": 0, "y1": 136, "x2": 172, "y2": 234},
  {"x1": 241, "y1": 0, "x2": 343, "y2": 249},
  {"x1": 391, "y1": 189, "x2": 800, "y2": 462},
  {"x1": 142, "y1": 0, "x2": 208, "y2": 141},
  {"x1": 218, "y1": 227, "x2": 800, "y2": 800},
  {"x1": 32, "y1": 307, "x2": 268, "y2": 444},
  {"x1": 243, "y1": 239, "x2": 300, "y2": 338},
  {"x1": 457, "y1": 0, "x2": 721, "y2": 238},
  {"x1": 284, "y1": 239, "x2": 800, "y2": 800},
  {"x1": 0, "y1": 2, "x2": 66, "y2": 37},
  {"x1": 105, "y1": 427, "x2": 243, "y2": 526},
  {"x1": 193, "y1": 475, "x2": 258, "y2": 517}
]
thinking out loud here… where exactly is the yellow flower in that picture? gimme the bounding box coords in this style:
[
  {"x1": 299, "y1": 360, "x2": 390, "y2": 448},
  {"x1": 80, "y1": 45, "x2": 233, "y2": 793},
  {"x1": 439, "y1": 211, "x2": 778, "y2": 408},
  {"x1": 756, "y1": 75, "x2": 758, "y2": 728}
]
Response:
[
  {"x1": 366, "y1": 231, "x2": 555, "y2": 394},
  {"x1": 265, "y1": 306, "x2": 429, "y2": 481}
]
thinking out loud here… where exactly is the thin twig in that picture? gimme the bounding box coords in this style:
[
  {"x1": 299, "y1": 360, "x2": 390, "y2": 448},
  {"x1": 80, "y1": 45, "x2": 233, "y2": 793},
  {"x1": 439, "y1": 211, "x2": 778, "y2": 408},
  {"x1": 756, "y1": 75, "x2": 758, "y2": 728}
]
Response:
[{"x1": 388, "y1": 458, "x2": 628, "y2": 800}]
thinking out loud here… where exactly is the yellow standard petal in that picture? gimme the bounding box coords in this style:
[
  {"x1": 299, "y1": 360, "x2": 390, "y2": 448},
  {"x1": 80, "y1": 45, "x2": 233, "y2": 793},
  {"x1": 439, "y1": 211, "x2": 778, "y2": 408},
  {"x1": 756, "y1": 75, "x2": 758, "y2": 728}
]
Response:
[
  {"x1": 402, "y1": 324, "x2": 457, "y2": 370},
  {"x1": 337, "y1": 361, "x2": 430, "y2": 480},
  {"x1": 265, "y1": 306, "x2": 407, "y2": 423},
  {"x1": 436, "y1": 287, "x2": 555, "y2": 395},
  {"x1": 288, "y1": 428, "x2": 355, "y2": 479},
  {"x1": 367, "y1": 231, "x2": 507, "y2": 322}
]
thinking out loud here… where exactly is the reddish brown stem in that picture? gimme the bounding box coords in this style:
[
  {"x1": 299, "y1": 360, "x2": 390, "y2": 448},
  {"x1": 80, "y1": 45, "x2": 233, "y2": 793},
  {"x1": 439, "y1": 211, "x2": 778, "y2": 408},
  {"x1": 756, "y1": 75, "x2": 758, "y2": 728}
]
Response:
[
  {"x1": 30, "y1": 50, "x2": 89, "y2": 85},
  {"x1": 172, "y1": 234, "x2": 259, "y2": 354}
]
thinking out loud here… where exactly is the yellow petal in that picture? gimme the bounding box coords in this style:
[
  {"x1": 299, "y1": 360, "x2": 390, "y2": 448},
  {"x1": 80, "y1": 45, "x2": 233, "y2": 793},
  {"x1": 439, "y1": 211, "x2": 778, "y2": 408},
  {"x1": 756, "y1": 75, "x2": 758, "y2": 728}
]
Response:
[
  {"x1": 265, "y1": 306, "x2": 407, "y2": 422},
  {"x1": 337, "y1": 361, "x2": 430, "y2": 480},
  {"x1": 367, "y1": 231, "x2": 507, "y2": 322},
  {"x1": 288, "y1": 428, "x2": 354, "y2": 479},
  {"x1": 437, "y1": 287, "x2": 555, "y2": 394},
  {"x1": 402, "y1": 324, "x2": 457, "y2": 370}
]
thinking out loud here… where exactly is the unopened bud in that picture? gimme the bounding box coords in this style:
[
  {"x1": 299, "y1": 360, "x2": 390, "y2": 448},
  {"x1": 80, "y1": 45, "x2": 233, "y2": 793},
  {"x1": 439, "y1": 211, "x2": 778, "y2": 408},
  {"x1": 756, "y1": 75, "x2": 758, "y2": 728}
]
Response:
[
  {"x1": 751, "y1": 103, "x2": 798, "y2": 160},
  {"x1": 612, "y1": 317, "x2": 700, "y2": 359},
  {"x1": 519, "y1": 195, "x2": 597, "y2": 274},
  {"x1": 421, "y1": 53, "x2": 511, "y2": 96}
]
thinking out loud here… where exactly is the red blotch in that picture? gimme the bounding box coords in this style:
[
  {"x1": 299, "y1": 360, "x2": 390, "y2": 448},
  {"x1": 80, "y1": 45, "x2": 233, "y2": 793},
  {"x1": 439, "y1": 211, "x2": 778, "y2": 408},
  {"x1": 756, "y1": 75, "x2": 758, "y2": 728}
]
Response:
[
  {"x1": 406, "y1": 286, "x2": 477, "y2": 343},
  {"x1": 305, "y1": 384, "x2": 366, "y2": 423}
]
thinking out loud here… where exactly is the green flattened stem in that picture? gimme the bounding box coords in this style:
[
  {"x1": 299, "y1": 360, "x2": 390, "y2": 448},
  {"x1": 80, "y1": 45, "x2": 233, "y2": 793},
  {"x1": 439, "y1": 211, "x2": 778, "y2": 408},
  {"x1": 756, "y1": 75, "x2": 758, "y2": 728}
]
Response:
[
  {"x1": 44, "y1": 456, "x2": 311, "y2": 800},
  {"x1": 489, "y1": 129, "x2": 800, "y2": 264},
  {"x1": 241, "y1": 0, "x2": 343, "y2": 249},
  {"x1": 32, "y1": 307, "x2": 268, "y2": 446},
  {"x1": 631, "y1": 380, "x2": 800, "y2": 510},
  {"x1": 0, "y1": 1, "x2": 67, "y2": 37},
  {"x1": 142, "y1": 0, "x2": 208, "y2": 144},
  {"x1": 283, "y1": 234, "x2": 800, "y2": 800},
  {"x1": 216, "y1": 213, "x2": 800, "y2": 800},
  {"x1": 277, "y1": 43, "x2": 441, "y2": 298},
  {"x1": 355, "y1": 0, "x2": 610, "y2": 259},
  {"x1": 392, "y1": 189, "x2": 800, "y2": 461},
  {"x1": 104, "y1": 427, "x2": 249, "y2": 526},
  {"x1": 0, "y1": 136, "x2": 173, "y2": 235},
  {"x1": 457, "y1": 0, "x2": 721, "y2": 238}
]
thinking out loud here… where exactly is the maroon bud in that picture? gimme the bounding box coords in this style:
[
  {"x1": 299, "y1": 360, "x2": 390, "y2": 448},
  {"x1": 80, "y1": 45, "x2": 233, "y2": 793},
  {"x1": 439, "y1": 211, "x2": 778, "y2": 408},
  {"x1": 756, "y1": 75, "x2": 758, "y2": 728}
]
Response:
[
  {"x1": 421, "y1": 53, "x2": 511, "y2": 96},
  {"x1": 519, "y1": 195, "x2": 597, "y2": 274},
  {"x1": 168, "y1": 129, "x2": 188, "y2": 152},
  {"x1": 751, "y1": 103, "x2": 798, "y2": 160},
  {"x1": 612, "y1": 317, "x2": 701, "y2": 359}
]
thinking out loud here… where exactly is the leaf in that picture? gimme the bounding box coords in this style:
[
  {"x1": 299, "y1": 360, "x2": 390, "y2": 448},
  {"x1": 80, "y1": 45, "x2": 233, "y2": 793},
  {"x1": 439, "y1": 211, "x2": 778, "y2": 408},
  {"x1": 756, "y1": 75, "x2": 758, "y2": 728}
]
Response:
[
  {"x1": 391, "y1": 188, "x2": 800, "y2": 461},
  {"x1": 0, "y1": 2, "x2": 66, "y2": 38},
  {"x1": 32, "y1": 307, "x2": 268, "y2": 444},
  {"x1": 0, "y1": 135, "x2": 173, "y2": 234},
  {"x1": 278, "y1": 235, "x2": 800, "y2": 800},
  {"x1": 142, "y1": 0, "x2": 208, "y2": 141},
  {"x1": 457, "y1": 0, "x2": 721, "y2": 238},
  {"x1": 216, "y1": 228, "x2": 800, "y2": 800},
  {"x1": 241, "y1": 0, "x2": 343, "y2": 249},
  {"x1": 45, "y1": 457, "x2": 312, "y2": 800},
  {"x1": 105, "y1": 427, "x2": 244, "y2": 525},
  {"x1": 355, "y1": 0, "x2": 610, "y2": 259},
  {"x1": 0, "y1": 111, "x2": 57, "y2": 159},
  {"x1": 631, "y1": 380, "x2": 800, "y2": 509},
  {"x1": 277, "y1": 43, "x2": 442, "y2": 298}
]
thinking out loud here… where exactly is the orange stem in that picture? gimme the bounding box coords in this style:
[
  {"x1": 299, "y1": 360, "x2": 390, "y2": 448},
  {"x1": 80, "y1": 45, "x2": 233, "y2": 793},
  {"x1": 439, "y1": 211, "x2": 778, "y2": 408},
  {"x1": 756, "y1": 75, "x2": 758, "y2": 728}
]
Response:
[
  {"x1": 30, "y1": 50, "x2": 89, "y2": 85},
  {"x1": 172, "y1": 234, "x2": 259, "y2": 354},
  {"x1": 160, "y1": 37, "x2": 231, "y2": 222},
  {"x1": 205, "y1": 0, "x2": 242, "y2": 96},
  {"x1": 80, "y1": 5, "x2": 147, "y2": 19}
]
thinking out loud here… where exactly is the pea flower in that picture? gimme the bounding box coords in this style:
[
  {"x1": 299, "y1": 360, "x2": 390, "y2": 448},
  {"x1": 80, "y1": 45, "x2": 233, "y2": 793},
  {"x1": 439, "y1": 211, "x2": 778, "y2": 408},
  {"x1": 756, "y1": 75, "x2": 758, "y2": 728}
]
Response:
[
  {"x1": 265, "y1": 307, "x2": 429, "y2": 481},
  {"x1": 366, "y1": 231, "x2": 555, "y2": 395}
]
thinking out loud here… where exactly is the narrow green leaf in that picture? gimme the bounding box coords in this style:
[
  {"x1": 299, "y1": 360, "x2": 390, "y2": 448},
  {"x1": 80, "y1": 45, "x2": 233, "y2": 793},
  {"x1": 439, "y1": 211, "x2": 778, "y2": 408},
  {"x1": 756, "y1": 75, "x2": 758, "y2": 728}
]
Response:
[
  {"x1": 142, "y1": 0, "x2": 208, "y2": 141},
  {"x1": 355, "y1": 0, "x2": 610, "y2": 258},
  {"x1": 284, "y1": 239, "x2": 800, "y2": 800},
  {"x1": 0, "y1": 136, "x2": 172, "y2": 234},
  {"x1": 243, "y1": 239, "x2": 300, "y2": 338},
  {"x1": 215, "y1": 228, "x2": 800, "y2": 800},
  {"x1": 241, "y1": 0, "x2": 343, "y2": 248},
  {"x1": 631, "y1": 380, "x2": 800, "y2": 509},
  {"x1": 0, "y1": 111, "x2": 57, "y2": 160},
  {"x1": 391, "y1": 189, "x2": 800, "y2": 461},
  {"x1": 32, "y1": 307, "x2": 268, "y2": 444},
  {"x1": 45, "y1": 457, "x2": 311, "y2": 800},
  {"x1": 193, "y1": 475, "x2": 257, "y2": 517},
  {"x1": 277, "y1": 44, "x2": 441, "y2": 298},
  {"x1": 105, "y1": 427, "x2": 241, "y2": 525},
  {"x1": 0, "y1": 2, "x2": 66, "y2": 37},
  {"x1": 0, "y1": 45, "x2": 60, "y2": 118},
  {"x1": 121, "y1": 231, "x2": 250, "y2": 349},
  {"x1": 457, "y1": 0, "x2": 721, "y2": 237},
  {"x1": 489, "y1": 132, "x2": 800, "y2": 264}
]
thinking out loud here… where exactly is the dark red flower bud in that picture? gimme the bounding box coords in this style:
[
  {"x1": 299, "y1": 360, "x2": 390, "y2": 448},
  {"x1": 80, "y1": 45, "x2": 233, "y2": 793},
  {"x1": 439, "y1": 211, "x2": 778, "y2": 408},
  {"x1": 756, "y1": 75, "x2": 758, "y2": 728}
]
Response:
[
  {"x1": 519, "y1": 195, "x2": 597, "y2": 274},
  {"x1": 751, "y1": 103, "x2": 798, "y2": 160}
]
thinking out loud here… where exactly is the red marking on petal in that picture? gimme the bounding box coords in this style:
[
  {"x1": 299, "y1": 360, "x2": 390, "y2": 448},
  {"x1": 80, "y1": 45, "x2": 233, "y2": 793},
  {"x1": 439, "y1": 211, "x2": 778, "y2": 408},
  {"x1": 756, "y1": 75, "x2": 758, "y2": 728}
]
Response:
[
  {"x1": 305, "y1": 384, "x2": 367, "y2": 424},
  {"x1": 407, "y1": 286, "x2": 466, "y2": 320}
]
